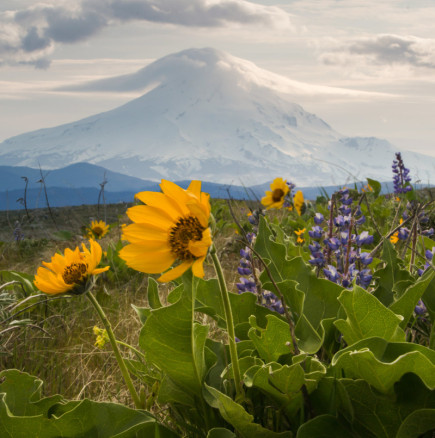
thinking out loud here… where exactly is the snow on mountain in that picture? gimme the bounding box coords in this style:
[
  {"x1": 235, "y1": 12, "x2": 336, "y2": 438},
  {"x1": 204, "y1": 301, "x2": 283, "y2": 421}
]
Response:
[{"x1": 0, "y1": 47, "x2": 433, "y2": 186}]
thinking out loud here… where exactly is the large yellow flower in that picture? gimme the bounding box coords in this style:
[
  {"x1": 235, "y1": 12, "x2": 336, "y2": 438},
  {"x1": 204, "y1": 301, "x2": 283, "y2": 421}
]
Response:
[
  {"x1": 119, "y1": 180, "x2": 212, "y2": 282},
  {"x1": 34, "y1": 239, "x2": 109, "y2": 295},
  {"x1": 293, "y1": 190, "x2": 305, "y2": 216},
  {"x1": 261, "y1": 178, "x2": 289, "y2": 209},
  {"x1": 87, "y1": 220, "x2": 109, "y2": 239}
]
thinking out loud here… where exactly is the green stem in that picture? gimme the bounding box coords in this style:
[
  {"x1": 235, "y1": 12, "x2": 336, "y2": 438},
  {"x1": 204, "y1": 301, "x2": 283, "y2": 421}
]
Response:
[
  {"x1": 86, "y1": 291, "x2": 142, "y2": 409},
  {"x1": 210, "y1": 245, "x2": 243, "y2": 401},
  {"x1": 116, "y1": 340, "x2": 146, "y2": 359}
]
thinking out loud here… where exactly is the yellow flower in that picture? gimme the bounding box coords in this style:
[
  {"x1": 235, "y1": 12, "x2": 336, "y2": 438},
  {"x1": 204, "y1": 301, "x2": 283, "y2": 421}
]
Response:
[
  {"x1": 293, "y1": 190, "x2": 305, "y2": 216},
  {"x1": 261, "y1": 178, "x2": 289, "y2": 209},
  {"x1": 119, "y1": 180, "x2": 212, "y2": 282},
  {"x1": 390, "y1": 233, "x2": 399, "y2": 244},
  {"x1": 294, "y1": 228, "x2": 306, "y2": 244},
  {"x1": 362, "y1": 184, "x2": 373, "y2": 193},
  {"x1": 390, "y1": 218, "x2": 403, "y2": 244},
  {"x1": 87, "y1": 220, "x2": 109, "y2": 239},
  {"x1": 34, "y1": 239, "x2": 110, "y2": 295},
  {"x1": 93, "y1": 326, "x2": 109, "y2": 349}
]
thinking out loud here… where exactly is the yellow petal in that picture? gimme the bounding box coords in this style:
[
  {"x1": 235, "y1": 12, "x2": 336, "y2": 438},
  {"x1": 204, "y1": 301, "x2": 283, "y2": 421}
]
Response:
[
  {"x1": 160, "y1": 180, "x2": 191, "y2": 215},
  {"x1": 188, "y1": 228, "x2": 212, "y2": 257},
  {"x1": 187, "y1": 180, "x2": 202, "y2": 197},
  {"x1": 158, "y1": 261, "x2": 192, "y2": 283},
  {"x1": 119, "y1": 244, "x2": 174, "y2": 273},
  {"x1": 135, "y1": 191, "x2": 184, "y2": 218},
  {"x1": 192, "y1": 257, "x2": 206, "y2": 278},
  {"x1": 126, "y1": 205, "x2": 174, "y2": 225},
  {"x1": 122, "y1": 223, "x2": 169, "y2": 243}
]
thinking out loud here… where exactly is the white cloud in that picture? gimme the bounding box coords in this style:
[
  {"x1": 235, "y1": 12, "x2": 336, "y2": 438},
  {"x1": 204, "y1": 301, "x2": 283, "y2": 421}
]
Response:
[{"x1": 0, "y1": 0, "x2": 292, "y2": 68}]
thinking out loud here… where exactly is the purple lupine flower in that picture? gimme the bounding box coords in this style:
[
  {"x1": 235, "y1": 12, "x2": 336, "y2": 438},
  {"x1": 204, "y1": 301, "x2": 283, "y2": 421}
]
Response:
[
  {"x1": 356, "y1": 231, "x2": 374, "y2": 246},
  {"x1": 339, "y1": 231, "x2": 350, "y2": 245},
  {"x1": 392, "y1": 152, "x2": 412, "y2": 194},
  {"x1": 314, "y1": 212, "x2": 324, "y2": 225},
  {"x1": 334, "y1": 215, "x2": 345, "y2": 228},
  {"x1": 359, "y1": 252, "x2": 373, "y2": 266},
  {"x1": 356, "y1": 269, "x2": 372, "y2": 289},
  {"x1": 262, "y1": 291, "x2": 285, "y2": 314},
  {"x1": 398, "y1": 227, "x2": 409, "y2": 240},
  {"x1": 414, "y1": 300, "x2": 427, "y2": 316},
  {"x1": 308, "y1": 226, "x2": 323, "y2": 240},
  {"x1": 240, "y1": 248, "x2": 251, "y2": 260},
  {"x1": 338, "y1": 205, "x2": 352, "y2": 215},
  {"x1": 422, "y1": 228, "x2": 434, "y2": 237},
  {"x1": 425, "y1": 248, "x2": 434, "y2": 260},
  {"x1": 325, "y1": 237, "x2": 341, "y2": 251},
  {"x1": 323, "y1": 265, "x2": 340, "y2": 283}
]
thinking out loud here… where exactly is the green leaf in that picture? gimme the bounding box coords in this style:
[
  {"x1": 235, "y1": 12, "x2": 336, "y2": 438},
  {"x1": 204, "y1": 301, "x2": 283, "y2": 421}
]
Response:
[
  {"x1": 255, "y1": 226, "x2": 344, "y2": 354},
  {"x1": 0, "y1": 270, "x2": 37, "y2": 296},
  {"x1": 207, "y1": 428, "x2": 237, "y2": 438},
  {"x1": 366, "y1": 178, "x2": 382, "y2": 197},
  {"x1": 147, "y1": 277, "x2": 162, "y2": 309},
  {"x1": 334, "y1": 285, "x2": 405, "y2": 346},
  {"x1": 196, "y1": 277, "x2": 272, "y2": 335},
  {"x1": 248, "y1": 314, "x2": 294, "y2": 362},
  {"x1": 340, "y1": 374, "x2": 435, "y2": 438},
  {"x1": 140, "y1": 272, "x2": 208, "y2": 397},
  {"x1": 332, "y1": 337, "x2": 435, "y2": 393},
  {"x1": 389, "y1": 269, "x2": 435, "y2": 328},
  {"x1": 373, "y1": 240, "x2": 413, "y2": 306},
  {"x1": 296, "y1": 414, "x2": 354, "y2": 438},
  {"x1": 203, "y1": 384, "x2": 292, "y2": 438},
  {"x1": 131, "y1": 304, "x2": 150, "y2": 325},
  {"x1": 0, "y1": 369, "x2": 177, "y2": 438},
  {"x1": 244, "y1": 362, "x2": 305, "y2": 418},
  {"x1": 396, "y1": 409, "x2": 435, "y2": 438}
]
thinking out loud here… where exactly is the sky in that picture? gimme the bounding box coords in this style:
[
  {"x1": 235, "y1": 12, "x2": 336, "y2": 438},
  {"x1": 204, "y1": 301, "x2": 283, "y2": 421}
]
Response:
[{"x1": 1, "y1": 0, "x2": 434, "y2": 157}]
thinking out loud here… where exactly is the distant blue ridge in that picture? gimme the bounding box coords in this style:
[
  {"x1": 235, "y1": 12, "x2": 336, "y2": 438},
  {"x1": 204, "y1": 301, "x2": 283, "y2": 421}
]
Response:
[{"x1": 0, "y1": 163, "x2": 430, "y2": 211}]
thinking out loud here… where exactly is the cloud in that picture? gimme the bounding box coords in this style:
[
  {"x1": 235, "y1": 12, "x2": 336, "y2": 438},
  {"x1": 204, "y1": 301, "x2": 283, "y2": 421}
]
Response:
[
  {"x1": 320, "y1": 34, "x2": 435, "y2": 71},
  {"x1": 0, "y1": 0, "x2": 291, "y2": 68}
]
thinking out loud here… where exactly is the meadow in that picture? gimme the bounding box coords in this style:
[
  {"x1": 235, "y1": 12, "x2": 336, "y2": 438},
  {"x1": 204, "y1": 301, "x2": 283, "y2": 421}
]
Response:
[{"x1": 1, "y1": 164, "x2": 435, "y2": 437}]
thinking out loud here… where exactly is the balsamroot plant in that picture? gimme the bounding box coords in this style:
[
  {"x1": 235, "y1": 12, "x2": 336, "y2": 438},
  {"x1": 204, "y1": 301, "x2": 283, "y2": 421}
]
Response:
[{"x1": 1, "y1": 154, "x2": 435, "y2": 437}]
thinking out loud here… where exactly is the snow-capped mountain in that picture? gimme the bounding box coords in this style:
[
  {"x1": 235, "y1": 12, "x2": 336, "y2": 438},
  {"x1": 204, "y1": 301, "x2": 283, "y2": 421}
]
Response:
[{"x1": 1, "y1": 47, "x2": 434, "y2": 186}]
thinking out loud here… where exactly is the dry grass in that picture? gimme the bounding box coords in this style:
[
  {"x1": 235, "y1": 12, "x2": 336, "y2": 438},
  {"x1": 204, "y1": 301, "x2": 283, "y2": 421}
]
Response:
[{"x1": 0, "y1": 200, "x2": 251, "y2": 405}]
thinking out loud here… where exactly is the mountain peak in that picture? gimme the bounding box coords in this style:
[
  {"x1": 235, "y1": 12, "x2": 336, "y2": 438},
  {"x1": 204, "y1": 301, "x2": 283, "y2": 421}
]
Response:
[{"x1": 1, "y1": 48, "x2": 434, "y2": 186}]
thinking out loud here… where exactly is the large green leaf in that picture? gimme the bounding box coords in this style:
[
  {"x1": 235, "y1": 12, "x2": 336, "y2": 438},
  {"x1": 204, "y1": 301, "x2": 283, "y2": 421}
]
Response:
[
  {"x1": 244, "y1": 362, "x2": 305, "y2": 418},
  {"x1": 140, "y1": 272, "x2": 208, "y2": 397},
  {"x1": 147, "y1": 277, "x2": 162, "y2": 309},
  {"x1": 254, "y1": 218, "x2": 343, "y2": 353},
  {"x1": 332, "y1": 337, "x2": 435, "y2": 393},
  {"x1": 195, "y1": 277, "x2": 273, "y2": 333},
  {"x1": 203, "y1": 384, "x2": 292, "y2": 438},
  {"x1": 373, "y1": 240, "x2": 413, "y2": 306},
  {"x1": 341, "y1": 374, "x2": 435, "y2": 438},
  {"x1": 0, "y1": 369, "x2": 177, "y2": 438},
  {"x1": 334, "y1": 286, "x2": 405, "y2": 346},
  {"x1": 396, "y1": 409, "x2": 435, "y2": 438},
  {"x1": 248, "y1": 314, "x2": 294, "y2": 362},
  {"x1": 389, "y1": 269, "x2": 435, "y2": 328},
  {"x1": 295, "y1": 414, "x2": 354, "y2": 438},
  {"x1": 207, "y1": 428, "x2": 237, "y2": 438}
]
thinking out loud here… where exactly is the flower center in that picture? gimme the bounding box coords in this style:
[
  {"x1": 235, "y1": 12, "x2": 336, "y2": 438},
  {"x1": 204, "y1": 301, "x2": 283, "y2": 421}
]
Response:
[
  {"x1": 93, "y1": 226, "x2": 103, "y2": 237},
  {"x1": 272, "y1": 189, "x2": 284, "y2": 202},
  {"x1": 169, "y1": 216, "x2": 204, "y2": 261},
  {"x1": 62, "y1": 262, "x2": 88, "y2": 285}
]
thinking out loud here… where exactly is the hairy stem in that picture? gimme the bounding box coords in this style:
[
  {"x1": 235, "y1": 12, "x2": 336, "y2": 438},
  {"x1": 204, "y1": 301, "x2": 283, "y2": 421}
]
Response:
[
  {"x1": 86, "y1": 291, "x2": 142, "y2": 409},
  {"x1": 210, "y1": 245, "x2": 244, "y2": 401}
]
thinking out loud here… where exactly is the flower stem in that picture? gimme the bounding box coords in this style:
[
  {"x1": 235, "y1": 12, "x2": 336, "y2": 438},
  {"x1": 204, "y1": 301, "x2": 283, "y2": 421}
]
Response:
[
  {"x1": 86, "y1": 291, "x2": 142, "y2": 409},
  {"x1": 210, "y1": 245, "x2": 244, "y2": 401}
]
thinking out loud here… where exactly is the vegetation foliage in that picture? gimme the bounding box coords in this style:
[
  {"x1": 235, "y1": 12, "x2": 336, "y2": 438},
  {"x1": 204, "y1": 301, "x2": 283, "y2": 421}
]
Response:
[{"x1": 0, "y1": 167, "x2": 435, "y2": 437}]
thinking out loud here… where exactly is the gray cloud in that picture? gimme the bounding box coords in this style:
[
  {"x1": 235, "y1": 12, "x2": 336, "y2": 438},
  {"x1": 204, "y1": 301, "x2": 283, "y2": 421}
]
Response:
[
  {"x1": 321, "y1": 34, "x2": 435, "y2": 69},
  {"x1": 0, "y1": 0, "x2": 291, "y2": 68}
]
